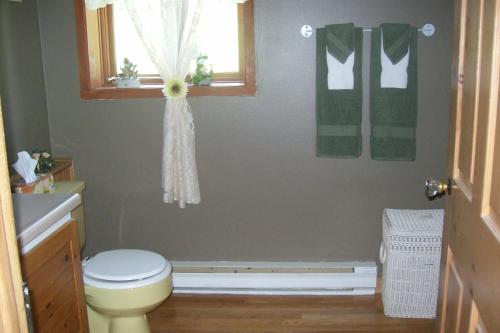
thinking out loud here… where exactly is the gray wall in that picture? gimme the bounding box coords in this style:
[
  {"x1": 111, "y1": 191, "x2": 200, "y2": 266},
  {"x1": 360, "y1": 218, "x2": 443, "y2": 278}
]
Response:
[
  {"x1": 0, "y1": 0, "x2": 51, "y2": 165},
  {"x1": 36, "y1": 0, "x2": 453, "y2": 262}
]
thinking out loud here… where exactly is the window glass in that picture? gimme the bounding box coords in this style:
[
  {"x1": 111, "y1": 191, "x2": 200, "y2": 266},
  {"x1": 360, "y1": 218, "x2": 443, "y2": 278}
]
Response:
[{"x1": 112, "y1": 2, "x2": 240, "y2": 76}]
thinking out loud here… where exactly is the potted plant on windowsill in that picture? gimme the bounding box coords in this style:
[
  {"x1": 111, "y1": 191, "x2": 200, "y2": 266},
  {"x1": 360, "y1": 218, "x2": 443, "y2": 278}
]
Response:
[
  {"x1": 116, "y1": 58, "x2": 140, "y2": 88},
  {"x1": 190, "y1": 54, "x2": 213, "y2": 86}
]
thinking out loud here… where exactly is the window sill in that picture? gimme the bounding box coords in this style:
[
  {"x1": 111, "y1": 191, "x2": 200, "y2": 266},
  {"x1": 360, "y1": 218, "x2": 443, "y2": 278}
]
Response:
[{"x1": 81, "y1": 82, "x2": 256, "y2": 100}]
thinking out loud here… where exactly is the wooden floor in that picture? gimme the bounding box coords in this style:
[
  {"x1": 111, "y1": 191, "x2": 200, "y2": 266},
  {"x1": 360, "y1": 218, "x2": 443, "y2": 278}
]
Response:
[{"x1": 148, "y1": 294, "x2": 435, "y2": 332}]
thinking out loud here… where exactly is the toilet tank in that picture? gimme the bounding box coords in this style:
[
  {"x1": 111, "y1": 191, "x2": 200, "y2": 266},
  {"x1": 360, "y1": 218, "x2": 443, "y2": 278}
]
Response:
[{"x1": 53, "y1": 181, "x2": 86, "y2": 251}]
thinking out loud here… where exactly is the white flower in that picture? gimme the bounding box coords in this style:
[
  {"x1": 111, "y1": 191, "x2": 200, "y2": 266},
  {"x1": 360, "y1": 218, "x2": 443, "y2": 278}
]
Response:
[
  {"x1": 162, "y1": 78, "x2": 188, "y2": 99},
  {"x1": 32, "y1": 153, "x2": 40, "y2": 160},
  {"x1": 42, "y1": 152, "x2": 50, "y2": 158}
]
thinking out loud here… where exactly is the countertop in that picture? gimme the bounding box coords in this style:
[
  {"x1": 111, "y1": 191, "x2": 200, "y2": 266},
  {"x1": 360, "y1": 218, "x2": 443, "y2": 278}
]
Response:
[{"x1": 12, "y1": 193, "x2": 81, "y2": 254}]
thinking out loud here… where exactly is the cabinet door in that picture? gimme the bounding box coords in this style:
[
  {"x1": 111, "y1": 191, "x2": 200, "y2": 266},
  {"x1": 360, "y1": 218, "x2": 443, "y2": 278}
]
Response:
[{"x1": 21, "y1": 220, "x2": 89, "y2": 333}]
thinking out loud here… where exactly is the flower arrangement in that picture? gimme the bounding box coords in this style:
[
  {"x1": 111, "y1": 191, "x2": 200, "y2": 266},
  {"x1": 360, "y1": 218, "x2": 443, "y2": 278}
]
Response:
[
  {"x1": 191, "y1": 54, "x2": 213, "y2": 86},
  {"x1": 31, "y1": 149, "x2": 55, "y2": 173},
  {"x1": 163, "y1": 78, "x2": 188, "y2": 99}
]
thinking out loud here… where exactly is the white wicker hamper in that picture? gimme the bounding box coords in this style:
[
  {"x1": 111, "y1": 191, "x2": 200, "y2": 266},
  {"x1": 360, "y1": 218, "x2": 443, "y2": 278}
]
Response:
[{"x1": 380, "y1": 209, "x2": 444, "y2": 318}]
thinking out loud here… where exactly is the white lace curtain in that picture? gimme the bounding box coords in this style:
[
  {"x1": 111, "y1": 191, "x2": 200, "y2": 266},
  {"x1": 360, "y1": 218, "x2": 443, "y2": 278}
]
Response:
[{"x1": 86, "y1": 0, "x2": 246, "y2": 208}]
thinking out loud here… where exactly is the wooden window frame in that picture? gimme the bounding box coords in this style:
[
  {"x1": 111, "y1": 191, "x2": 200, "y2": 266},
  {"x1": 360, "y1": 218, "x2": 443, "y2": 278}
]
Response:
[{"x1": 75, "y1": 0, "x2": 256, "y2": 99}]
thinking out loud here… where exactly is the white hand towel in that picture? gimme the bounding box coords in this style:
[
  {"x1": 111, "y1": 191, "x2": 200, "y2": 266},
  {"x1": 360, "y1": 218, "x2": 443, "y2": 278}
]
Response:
[
  {"x1": 380, "y1": 35, "x2": 409, "y2": 89},
  {"x1": 326, "y1": 48, "x2": 355, "y2": 90}
]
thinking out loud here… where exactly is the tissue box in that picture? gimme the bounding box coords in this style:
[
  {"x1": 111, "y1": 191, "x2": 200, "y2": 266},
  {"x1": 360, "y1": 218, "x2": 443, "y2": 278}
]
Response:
[{"x1": 12, "y1": 173, "x2": 55, "y2": 194}]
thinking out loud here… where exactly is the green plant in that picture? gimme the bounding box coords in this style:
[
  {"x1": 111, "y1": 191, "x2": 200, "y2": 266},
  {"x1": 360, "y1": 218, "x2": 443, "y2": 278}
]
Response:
[
  {"x1": 31, "y1": 149, "x2": 55, "y2": 173},
  {"x1": 118, "y1": 58, "x2": 139, "y2": 79},
  {"x1": 191, "y1": 54, "x2": 213, "y2": 85}
]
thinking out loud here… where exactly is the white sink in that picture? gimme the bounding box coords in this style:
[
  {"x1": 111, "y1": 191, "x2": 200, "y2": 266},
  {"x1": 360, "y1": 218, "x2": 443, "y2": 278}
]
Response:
[{"x1": 12, "y1": 193, "x2": 81, "y2": 254}]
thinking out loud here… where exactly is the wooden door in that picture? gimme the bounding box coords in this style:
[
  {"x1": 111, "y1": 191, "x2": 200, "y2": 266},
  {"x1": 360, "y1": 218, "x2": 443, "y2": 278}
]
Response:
[
  {"x1": 0, "y1": 99, "x2": 29, "y2": 333},
  {"x1": 437, "y1": 0, "x2": 500, "y2": 332}
]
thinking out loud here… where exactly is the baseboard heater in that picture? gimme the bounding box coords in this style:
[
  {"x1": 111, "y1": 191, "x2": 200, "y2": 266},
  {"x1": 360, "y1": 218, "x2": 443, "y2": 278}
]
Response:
[{"x1": 171, "y1": 261, "x2": 377, "y2": 296}]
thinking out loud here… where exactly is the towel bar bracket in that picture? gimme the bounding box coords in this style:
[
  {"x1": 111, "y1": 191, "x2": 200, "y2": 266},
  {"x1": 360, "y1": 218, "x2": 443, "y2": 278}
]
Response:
[
  {"x1": 301, "y1": 25, "x2": 314, "y2": 38},
  {"x1": 421, "y1": 23, "x2": 436, "y2": 37}
]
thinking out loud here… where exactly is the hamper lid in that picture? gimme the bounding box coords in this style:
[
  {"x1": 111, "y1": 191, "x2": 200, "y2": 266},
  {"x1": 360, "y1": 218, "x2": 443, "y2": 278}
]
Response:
[{"x1": 383, "y1": 209, "x2": 444, "y2": 235}]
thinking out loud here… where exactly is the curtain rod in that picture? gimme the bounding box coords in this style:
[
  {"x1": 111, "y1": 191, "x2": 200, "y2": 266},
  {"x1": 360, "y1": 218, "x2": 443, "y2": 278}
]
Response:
[{"x1": 300, "y1": 23, "x2": 435, "y2": 38}]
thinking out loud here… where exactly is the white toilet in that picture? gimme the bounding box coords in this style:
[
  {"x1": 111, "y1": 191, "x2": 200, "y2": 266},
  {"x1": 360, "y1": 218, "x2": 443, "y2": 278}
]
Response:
[
  {"x1": 55, "y1": 182, "x2": 173, "y2": 333},
  {"x1": 83, "y1": 250, "x2": 173, "y2": 333}
]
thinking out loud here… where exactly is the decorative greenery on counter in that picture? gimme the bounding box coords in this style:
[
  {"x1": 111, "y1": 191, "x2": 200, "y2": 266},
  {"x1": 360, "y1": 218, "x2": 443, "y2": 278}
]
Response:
[{"x1": 31, "y1": 149, "x2": 55, "y2": 173}]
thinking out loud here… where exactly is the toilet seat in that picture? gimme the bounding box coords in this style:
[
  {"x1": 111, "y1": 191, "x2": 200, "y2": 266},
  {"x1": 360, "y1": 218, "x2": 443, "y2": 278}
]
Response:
[{"x1": 83, "y1": 249, "x2": 172, "y2": 290}]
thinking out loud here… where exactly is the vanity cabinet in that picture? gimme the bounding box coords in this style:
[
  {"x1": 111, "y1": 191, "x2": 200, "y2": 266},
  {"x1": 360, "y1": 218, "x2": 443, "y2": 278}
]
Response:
[{"x1": 20, "y1": 220, "x2": 88, "y2": 333}]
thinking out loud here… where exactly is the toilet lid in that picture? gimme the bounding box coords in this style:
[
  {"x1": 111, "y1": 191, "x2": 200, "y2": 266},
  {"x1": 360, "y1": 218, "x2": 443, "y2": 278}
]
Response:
[{"x1": 84, "y1": 249, "x2": 168, "y2": 281}]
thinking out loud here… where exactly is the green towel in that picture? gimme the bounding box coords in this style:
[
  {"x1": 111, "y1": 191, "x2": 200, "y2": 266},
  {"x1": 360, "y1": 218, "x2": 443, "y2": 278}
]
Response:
[
  {"x1": 370, "y1": 24, "x2": 418, "y2": 161},
  {"x1": 381, "y1": 24, "x2": 411, "y2": 64},
  {"x1": 326, "y1": 23, "x2": 355, "y2": 63},
  {"x1": 316, "y1": 23, "x2": 363, "y2": 158}
]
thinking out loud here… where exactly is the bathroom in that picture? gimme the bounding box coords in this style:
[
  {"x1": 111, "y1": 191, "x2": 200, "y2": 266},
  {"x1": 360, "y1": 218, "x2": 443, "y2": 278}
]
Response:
[{"x1": 1, "y1": 0, "x2": 498, "y2": 332}]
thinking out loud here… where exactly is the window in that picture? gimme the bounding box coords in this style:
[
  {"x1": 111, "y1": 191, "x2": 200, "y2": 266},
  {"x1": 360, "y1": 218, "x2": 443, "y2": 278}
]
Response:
[{"x1": 75, "y1": 0, "x2": 256, "y2": 99}]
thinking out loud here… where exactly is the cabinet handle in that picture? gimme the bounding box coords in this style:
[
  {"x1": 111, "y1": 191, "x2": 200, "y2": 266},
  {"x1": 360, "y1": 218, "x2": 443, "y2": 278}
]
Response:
[{"x1": 22, "y1": 282, "x2": 36, "y2": 333}]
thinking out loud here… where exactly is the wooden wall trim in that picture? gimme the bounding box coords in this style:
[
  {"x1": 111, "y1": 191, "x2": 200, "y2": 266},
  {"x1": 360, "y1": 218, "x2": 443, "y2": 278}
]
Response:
[{"x1": 242, "y1": 0, "x2": 256, "y2": 94}]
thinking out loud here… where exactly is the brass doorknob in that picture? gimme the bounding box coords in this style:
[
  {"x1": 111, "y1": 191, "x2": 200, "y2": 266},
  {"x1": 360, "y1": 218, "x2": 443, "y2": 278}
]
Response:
[{"x1": 425, "y1": 178, "x2": 451, "y2": 198}]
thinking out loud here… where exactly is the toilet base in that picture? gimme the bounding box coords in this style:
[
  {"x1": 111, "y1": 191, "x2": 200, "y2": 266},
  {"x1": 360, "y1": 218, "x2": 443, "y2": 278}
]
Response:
[
  {"x1": 85, "y1": 275, "x2": 172, "y2": 333},
  {"x1": 110, "y1": 315, "x2": 150, "y2": 333},
  {"x1": 88, "y1": 306, "x2": 151, "y2": 333}
]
